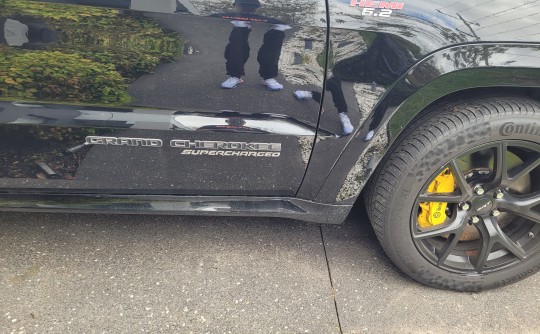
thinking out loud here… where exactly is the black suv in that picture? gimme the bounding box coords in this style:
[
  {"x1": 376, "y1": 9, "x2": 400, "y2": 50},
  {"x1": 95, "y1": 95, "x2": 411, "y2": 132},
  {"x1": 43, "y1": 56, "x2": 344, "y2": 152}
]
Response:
[{"x1": 1, "y1": 0, "x2": 540, "y2": 291}]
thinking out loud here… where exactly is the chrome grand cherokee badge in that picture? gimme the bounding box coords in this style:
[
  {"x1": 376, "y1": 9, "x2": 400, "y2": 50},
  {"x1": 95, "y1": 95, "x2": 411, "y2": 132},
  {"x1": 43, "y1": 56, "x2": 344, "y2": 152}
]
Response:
[
  {"x1": 84, "y1": 137, "x2": 281, "y2": 157},
  {"x1": 86, "y1": 136, "x2": 163, "y2": 147},
  {"x1": 171, "y1": 140, "x2": 281, "y2": 157}
]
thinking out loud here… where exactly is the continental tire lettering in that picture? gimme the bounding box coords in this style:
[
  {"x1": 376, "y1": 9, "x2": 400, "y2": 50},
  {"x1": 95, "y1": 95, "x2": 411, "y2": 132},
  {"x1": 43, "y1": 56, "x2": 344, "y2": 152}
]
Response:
[
  {"x1": 498, "y1": 265, "x2": 540, "y2": 286},
  {"x1": 499, "y1": 122, "x2": 540, "y2": 136}
]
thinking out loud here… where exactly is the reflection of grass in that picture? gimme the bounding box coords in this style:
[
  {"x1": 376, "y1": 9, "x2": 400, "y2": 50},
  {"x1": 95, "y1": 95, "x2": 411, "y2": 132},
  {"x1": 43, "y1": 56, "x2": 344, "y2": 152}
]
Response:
[
  {"x1": 317, "y1": 47, "x2": 334, "y2": 69},
  {"x1": 359, "y1": 31, "x2": 377, "y2": 48},
  {"x1": 301, "y1": 54, "x2": 311, "y2": 64},
  {"x1": 1, "y1": 0, "x2": 183, "y2": 104}
]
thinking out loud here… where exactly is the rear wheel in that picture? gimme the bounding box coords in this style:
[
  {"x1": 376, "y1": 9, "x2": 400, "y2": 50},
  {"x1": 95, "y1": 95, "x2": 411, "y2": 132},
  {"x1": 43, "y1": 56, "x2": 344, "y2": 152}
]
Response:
[{"x1": 366, "y1": 96, "x2": 540, "y2": 291}]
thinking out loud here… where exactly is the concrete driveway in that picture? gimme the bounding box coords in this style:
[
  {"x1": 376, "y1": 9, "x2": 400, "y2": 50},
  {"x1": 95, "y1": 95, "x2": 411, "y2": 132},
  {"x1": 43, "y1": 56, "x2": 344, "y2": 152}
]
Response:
[{"x1": 1, "y1": 206, "x2": 539, "y2": 333}]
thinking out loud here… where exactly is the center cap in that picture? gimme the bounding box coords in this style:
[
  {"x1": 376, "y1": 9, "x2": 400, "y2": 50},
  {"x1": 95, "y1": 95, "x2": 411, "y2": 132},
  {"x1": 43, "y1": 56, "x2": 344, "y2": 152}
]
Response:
[{"x1": 473, "y1": 196, "x2": 494, "y2": 214}]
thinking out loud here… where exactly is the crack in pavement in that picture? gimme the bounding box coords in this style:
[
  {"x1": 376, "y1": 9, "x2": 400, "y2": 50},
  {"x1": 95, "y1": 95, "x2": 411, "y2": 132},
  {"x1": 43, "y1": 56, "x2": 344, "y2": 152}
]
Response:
[{"x1": 320, "y1": 225, "x2": 344, "y2": 334}]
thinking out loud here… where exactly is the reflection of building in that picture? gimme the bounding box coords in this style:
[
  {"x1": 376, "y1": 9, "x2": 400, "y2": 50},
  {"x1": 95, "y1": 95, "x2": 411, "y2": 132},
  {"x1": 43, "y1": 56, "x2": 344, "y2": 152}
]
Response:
[
  {"x1": 4, "y1": 103, "x2": 173, "y2": 130},
  {"x1": 131, "y1": 0, "x2": 200, "y2": 14}
]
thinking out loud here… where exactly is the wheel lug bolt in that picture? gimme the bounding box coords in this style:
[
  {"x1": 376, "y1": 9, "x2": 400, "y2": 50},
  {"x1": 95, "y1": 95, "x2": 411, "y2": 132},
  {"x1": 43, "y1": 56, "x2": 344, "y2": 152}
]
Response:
[
  {"x1": 492, "y1": 209, "x2": 501, "y2": 217},
  {"x1": 474, "y1": 185, "x2": 485, "y2": 195},
  {"x1": 529, "y1": 232, "x2": 535, "y2": 238},
  {"x1": 494, "y1": 189, "x2": 504, "y2": 199},
  {"x1": 459, "y1": 202, "x2": 470, "y2": 211},
  {"x1": 470, "y1": 216, "x2": 480, "y2": 224}
]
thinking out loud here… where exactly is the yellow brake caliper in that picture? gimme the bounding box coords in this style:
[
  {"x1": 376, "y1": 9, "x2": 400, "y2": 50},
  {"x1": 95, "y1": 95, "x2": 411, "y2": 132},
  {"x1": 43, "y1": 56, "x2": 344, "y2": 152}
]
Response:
[{"x1": 418, "y1": 167, "x2": 456, "y2": 228}]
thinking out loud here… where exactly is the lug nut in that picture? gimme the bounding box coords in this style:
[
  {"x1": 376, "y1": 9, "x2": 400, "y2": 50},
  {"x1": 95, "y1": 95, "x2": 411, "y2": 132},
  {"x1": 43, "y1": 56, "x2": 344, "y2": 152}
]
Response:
[
  {"x1": 494, "y1": 189, "x2": 504, "y2": 199},
  {"x1": 470, "y1": 216, "x2": 480, "y2": 224},
  {"x1": 492, "y1": 209, "x2": 501, "y2": 217},
  {"x1": 459, "y1": 202, "x2": 470, "y2": 211},
  {"x1": 529, "y1": 232, "x2": 535, "y2": 238},
  {"x1": 474, "y1": 185, "x2": 485, "y2": 195}
]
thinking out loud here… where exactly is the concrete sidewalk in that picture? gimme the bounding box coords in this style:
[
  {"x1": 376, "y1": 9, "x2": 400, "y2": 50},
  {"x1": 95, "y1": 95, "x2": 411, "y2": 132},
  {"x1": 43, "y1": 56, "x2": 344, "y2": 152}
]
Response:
[{"x1": 0, "y1": 208, "x2": 538, "y2": 333}]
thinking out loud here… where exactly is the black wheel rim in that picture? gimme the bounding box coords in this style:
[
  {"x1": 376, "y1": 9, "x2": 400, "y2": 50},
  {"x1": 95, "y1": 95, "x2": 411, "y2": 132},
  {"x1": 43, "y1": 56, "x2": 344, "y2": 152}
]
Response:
[{"x1": 411, "y1": 140, "x2": 540, "y2": 275}]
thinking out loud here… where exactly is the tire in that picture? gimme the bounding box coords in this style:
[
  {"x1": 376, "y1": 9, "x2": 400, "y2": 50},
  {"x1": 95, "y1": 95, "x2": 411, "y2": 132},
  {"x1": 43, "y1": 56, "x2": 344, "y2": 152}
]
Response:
[{"x1": 365, "y1": 96, "x2": 540, "y2": 291}]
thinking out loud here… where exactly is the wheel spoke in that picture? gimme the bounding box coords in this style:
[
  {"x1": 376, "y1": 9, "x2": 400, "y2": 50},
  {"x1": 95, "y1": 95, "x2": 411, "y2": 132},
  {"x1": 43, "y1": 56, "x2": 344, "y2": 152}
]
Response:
[
  {"x1": 436, "y1": 224, "x2": 466, "y2": 265},
  {"x1": 473, "y1": 224, "x2": 492, "y2": 273},
  {"x1": 507, "y1": 152, "x2": 540, "y2": 184},
  {"x1": 486, "y1": 142, "x2": 508, "y2": 189},
  {"x1": 472, "y1": 216, "x2": 527, "y2": 273},
  {"x1": 486, "y1": 215, "x2": 527, "y2": 260},
  {"x1": 413, "y1": 210, "x2": 468, "y2": 239},
  {"x1": 449, "y1": 159, "x2": 473, "y2": 199},
  {"x1": 498, "y1": 191, "x2": 540, "y2": 224}
]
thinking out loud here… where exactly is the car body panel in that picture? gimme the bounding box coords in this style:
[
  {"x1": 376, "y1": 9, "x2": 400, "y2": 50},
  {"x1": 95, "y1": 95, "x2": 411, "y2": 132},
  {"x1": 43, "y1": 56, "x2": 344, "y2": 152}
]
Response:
[
  {"x1": 0, "y1": 0, "x2": 327, "y2": 196},
  {"x1": 1, "y1": 0, "x2": 540, "y2": 222},
  {"x1": 300, "y1": 0, "x2": 540, "y2": 204}
]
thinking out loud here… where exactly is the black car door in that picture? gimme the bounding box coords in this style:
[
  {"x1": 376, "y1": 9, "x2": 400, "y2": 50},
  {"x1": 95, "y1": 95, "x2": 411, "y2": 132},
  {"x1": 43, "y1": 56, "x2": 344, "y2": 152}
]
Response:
[{"x1": 0, "y1": 0, "x2": 330, "y2": 196}]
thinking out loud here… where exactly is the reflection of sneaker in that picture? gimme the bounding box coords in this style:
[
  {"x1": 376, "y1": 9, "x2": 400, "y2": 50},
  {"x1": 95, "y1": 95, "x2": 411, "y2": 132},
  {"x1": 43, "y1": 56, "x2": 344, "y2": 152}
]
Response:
[
  {"x1": 272, "y1": 24, "x2": 292, "y2": 31},
  {"x1": 231, "y1": 20, "x2": 251, "y2": 28},
  {"x1": 364, "y1": 130, "x2": 374, "y2": 141},
  {"x1": 339, "y1": 112, "x2": 353, "y2": 135},
  {"x1": 263, "y1": 78, "x2": 283, "y2": 91},
  {"x1": 221, "y1": 77, "x2": 243, "y2": 89},
  {"x1": 294, "y1": 90, "x2": 313, "y2": 100}
]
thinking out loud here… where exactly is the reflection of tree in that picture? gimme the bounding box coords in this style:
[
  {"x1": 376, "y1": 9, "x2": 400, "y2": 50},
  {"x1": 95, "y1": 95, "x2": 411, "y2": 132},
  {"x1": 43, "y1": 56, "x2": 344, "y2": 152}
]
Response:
[
  {"x1": 4, "y1": 1, "x2": 183, "y2": 80},
  {"x1": 1, "y1": 0, "x2": 183, "y2": 104},
  {"x1": 441, "y1": 45, "x2": 509, "y2": 70},
  {"x1": 0, "y1": 47, "x2": 131, "y2": 104}
]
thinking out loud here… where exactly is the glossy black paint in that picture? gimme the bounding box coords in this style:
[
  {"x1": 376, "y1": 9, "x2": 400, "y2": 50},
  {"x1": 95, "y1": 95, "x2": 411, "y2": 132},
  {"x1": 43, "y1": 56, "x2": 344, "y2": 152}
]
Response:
[
  {"x1": 304, "y1": 43, "x2": 540, "y2": 204},
  {"x1": 1, "y1": 0, "x2": 540, "y2": 222},
  {"x1": 300, "y1": 0, "x2": 540, "y2": 205},
  {"x1": 1, "y1": 0, "x2": 327, "y2": 197}
]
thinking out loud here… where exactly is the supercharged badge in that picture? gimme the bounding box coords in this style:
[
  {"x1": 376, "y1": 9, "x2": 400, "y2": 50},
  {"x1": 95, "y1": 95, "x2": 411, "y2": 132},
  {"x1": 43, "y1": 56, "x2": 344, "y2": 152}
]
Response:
[{"x1": 171, "y1": 140, "x2": 281, "y2": 157}]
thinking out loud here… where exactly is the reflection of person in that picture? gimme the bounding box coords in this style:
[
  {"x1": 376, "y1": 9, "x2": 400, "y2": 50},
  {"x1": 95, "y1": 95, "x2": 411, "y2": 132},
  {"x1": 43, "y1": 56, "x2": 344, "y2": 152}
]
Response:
[
  {"x1": 215, "y1": 0, "x2": 291, "y2": 91},
  {"x1": 360, "y1": 34, "x2": 415, "y2": 141},
  {"x1": 197, "y1": 116, "x2": 266, "y2": 133},
  {"x1": 294, "y1": 77, "x2": 354, "y2": 136},
  {"x1": 294, "y1": 33, "x2": 416, "y2": 138}
]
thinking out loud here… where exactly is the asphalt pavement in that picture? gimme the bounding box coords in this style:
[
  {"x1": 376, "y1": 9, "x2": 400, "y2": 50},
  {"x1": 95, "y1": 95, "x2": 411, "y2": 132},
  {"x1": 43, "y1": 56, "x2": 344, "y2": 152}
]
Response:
[{"x1": 1, "y1": 205, "x2": 539, "y2": 334}]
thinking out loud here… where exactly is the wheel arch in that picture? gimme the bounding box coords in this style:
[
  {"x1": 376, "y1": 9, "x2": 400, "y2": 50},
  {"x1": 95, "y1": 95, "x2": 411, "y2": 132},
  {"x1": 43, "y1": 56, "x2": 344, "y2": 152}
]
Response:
[{"x1": 312, "y1": 43, "x2": 540, "y2": 206}]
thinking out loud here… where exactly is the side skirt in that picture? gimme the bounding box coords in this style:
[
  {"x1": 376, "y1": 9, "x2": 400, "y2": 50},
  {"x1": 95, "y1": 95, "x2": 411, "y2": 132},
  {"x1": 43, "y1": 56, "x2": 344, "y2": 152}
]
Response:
[{"x1": 0, "y1": 193, "x2": 352, "y2": 225}]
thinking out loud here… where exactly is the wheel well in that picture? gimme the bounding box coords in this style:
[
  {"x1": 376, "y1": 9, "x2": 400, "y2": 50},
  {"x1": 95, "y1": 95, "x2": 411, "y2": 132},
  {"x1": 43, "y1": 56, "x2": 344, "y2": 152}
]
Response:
[
  {"x1": 358, "y1": 86, "x2": 540, "y2": 208},
  {"x1": 418, "y1": 86, "x2": 540, "y2": 115}
]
